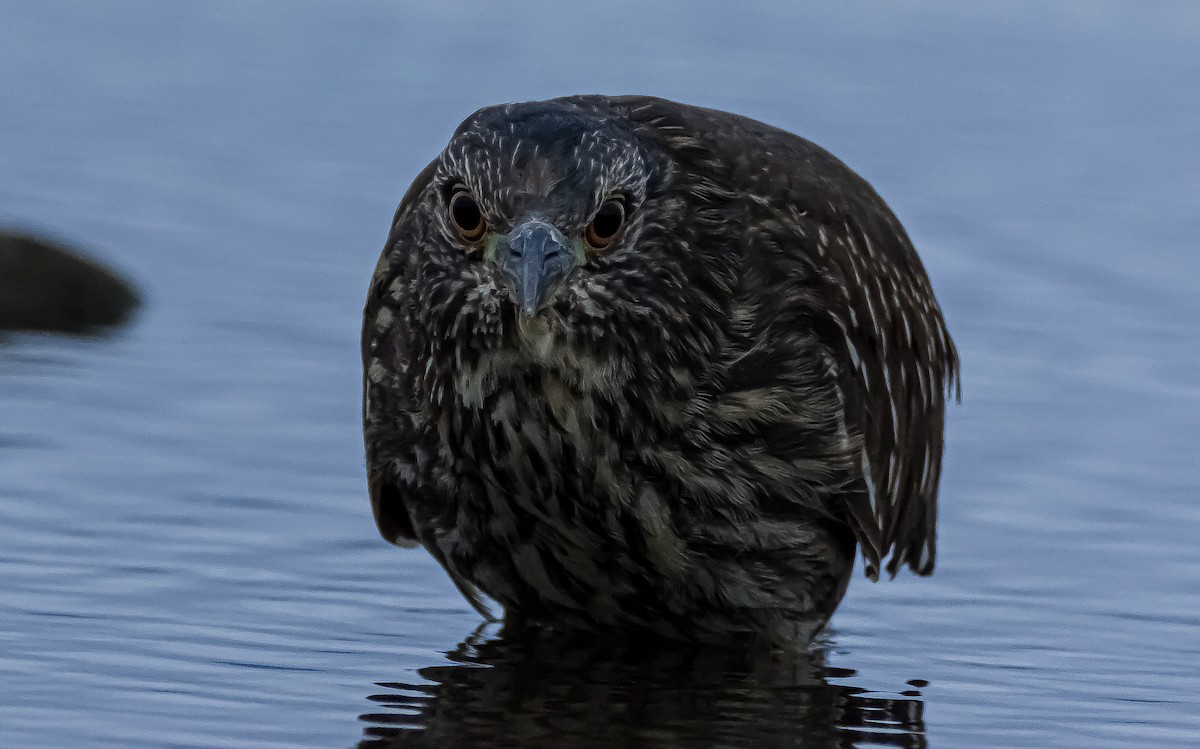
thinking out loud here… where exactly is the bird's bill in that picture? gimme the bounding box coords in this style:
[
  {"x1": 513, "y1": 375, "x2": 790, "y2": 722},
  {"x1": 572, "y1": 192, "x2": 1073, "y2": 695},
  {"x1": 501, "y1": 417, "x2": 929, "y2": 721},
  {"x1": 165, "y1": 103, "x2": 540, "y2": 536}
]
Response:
[{"x1": 493, "y1": 219, "x2": 577, "y2": 315}]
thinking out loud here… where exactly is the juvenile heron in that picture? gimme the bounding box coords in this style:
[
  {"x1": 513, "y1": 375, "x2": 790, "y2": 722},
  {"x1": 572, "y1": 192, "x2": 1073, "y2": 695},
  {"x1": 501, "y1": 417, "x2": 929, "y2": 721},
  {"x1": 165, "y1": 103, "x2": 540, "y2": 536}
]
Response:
[{"x1": 363, "y1": 96, "x2": 958, "y2": 644}]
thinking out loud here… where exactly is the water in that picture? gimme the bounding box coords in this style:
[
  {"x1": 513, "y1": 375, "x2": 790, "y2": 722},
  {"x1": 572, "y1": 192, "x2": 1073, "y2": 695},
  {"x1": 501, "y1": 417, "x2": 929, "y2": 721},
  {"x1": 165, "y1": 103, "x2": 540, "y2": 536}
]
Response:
[{"x1": 2, "y1": 2, "x2": 1198, "y2": 747}]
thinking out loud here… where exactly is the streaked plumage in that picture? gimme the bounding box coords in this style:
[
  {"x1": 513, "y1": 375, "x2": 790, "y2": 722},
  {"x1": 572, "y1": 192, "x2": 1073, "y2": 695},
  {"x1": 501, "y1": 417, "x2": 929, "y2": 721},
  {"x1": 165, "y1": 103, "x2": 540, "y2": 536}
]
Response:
[{"x1": 362, "y1": 95, "x2": 958, "y2": 644}]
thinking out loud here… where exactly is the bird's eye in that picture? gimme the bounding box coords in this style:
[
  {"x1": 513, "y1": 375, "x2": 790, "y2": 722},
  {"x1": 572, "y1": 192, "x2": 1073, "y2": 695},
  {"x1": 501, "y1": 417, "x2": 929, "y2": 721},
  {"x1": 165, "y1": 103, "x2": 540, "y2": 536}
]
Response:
[
  {"x1": 448, "y1": 189, "x2": 486, "y2": 243},
  {"x1": 585, "y1": 198, "x2": 625, "y2": 250}
]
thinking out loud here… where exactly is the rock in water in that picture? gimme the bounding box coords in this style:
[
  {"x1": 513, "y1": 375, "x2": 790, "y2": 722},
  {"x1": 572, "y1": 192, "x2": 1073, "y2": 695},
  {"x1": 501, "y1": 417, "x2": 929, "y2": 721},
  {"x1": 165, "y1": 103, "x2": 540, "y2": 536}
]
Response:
[{"x1": 0, "y1": 229, "x2": 141, "y2": 334}]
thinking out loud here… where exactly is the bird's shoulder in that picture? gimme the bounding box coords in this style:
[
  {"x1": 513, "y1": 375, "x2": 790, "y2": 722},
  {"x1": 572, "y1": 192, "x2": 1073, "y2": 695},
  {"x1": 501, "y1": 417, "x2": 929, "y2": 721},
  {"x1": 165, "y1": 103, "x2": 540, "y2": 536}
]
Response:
[{"x1": 561, "y1": 96, "x2": 874, "y2": 209}]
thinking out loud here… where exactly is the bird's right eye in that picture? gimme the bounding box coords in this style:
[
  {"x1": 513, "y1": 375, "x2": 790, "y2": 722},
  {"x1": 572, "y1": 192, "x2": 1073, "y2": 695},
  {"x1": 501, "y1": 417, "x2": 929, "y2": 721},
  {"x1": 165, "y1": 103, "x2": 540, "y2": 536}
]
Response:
[{"x1": 448, "y1": 189, "x2": 486, "y2": 243}]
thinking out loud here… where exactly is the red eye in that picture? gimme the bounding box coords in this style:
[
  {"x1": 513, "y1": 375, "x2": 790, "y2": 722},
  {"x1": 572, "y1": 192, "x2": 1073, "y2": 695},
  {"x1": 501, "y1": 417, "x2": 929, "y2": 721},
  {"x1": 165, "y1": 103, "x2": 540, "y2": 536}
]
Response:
[
  {"x1": 448, "y1": 189, "x2": 486, "y2": 242},
  {"x1": 585, "y1": 199, "x2": 625, "y2": 249}
]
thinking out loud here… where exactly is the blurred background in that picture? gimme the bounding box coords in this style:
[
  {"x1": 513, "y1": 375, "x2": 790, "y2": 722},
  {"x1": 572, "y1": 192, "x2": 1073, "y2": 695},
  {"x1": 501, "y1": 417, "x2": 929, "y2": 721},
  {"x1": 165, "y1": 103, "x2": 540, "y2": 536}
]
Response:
[{"x1": 2, "y1": 2, "x2": 1198, "y2": 747}]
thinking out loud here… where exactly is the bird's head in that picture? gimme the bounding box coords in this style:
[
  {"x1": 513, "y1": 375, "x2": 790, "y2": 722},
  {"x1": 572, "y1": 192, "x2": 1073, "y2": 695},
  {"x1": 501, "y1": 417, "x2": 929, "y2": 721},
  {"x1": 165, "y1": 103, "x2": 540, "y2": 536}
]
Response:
[
  {"x1": 381, "y1": 99, "x2": 733, "y2": 406},
  {"x1": 439, "y1": 102, "x2": 650, "y2": 317}
]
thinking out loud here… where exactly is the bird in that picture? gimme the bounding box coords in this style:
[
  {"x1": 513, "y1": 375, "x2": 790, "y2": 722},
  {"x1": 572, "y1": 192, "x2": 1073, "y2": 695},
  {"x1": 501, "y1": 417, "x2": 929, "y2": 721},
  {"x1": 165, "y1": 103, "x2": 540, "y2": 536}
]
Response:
[{"x1": 362, "y1": 95, "x2": 959, "y2": 645}]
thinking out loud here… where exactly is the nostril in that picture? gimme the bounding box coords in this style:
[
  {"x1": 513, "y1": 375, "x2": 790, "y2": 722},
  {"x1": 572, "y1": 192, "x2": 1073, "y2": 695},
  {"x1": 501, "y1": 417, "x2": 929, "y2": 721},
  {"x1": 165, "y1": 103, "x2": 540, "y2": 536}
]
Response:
[{"x1": 504, "y1": 223, "x2": 569, "y2": 268}]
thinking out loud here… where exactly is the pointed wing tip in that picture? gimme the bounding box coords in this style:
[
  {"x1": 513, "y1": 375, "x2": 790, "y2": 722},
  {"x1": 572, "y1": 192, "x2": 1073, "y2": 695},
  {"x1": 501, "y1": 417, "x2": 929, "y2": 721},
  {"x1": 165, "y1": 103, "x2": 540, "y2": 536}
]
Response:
[
  {"x1": 863, "y1": 562, "x2": 880, "y2": 582},
  {"x1": 888, "y1": 550, "x2": 936, "y2": 578},
  {"x1": 863, "y1": 544, "x2": 936, "y2": 581}
]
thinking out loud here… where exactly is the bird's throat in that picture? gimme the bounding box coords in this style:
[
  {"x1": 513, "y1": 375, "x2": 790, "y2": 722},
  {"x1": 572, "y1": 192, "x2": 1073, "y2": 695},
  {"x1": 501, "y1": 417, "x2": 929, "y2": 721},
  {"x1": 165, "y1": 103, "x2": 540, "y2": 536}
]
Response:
[{"x1": 514, "y1": 312, "x2": 555, "y2": 361}]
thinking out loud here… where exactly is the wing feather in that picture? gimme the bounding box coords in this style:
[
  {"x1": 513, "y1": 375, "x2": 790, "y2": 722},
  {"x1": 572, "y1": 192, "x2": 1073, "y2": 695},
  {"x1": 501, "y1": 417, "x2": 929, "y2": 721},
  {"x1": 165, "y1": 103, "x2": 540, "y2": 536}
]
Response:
[
  {"x1": 603, "y1": 95, "x2": 959, "y2": 578},
  {"x1": 362, "y1": 158, "x2": 439, "y2": 547}
]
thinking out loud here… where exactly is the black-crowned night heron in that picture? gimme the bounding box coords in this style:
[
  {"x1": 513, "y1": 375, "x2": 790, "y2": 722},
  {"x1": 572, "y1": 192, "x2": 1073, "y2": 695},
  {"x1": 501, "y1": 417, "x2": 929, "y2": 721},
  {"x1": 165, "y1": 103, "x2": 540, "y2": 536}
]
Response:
[{"x1": 362, "y1": 96, "x2": 958, "y2": 644}]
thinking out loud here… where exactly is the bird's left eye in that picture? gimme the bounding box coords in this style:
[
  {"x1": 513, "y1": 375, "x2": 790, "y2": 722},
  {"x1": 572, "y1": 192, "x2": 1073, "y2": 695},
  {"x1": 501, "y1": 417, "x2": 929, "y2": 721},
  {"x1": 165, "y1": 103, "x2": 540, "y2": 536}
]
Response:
[{"x1": 585, "y1": 198, "x2": 625, "y2": 250}]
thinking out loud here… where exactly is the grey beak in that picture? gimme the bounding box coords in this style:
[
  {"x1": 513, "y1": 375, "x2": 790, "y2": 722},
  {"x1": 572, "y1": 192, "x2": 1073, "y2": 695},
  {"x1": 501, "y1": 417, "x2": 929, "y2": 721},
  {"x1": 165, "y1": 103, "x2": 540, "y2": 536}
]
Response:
[{"x1": 495, "y1": 220, "x2": 576, "y2": 315}]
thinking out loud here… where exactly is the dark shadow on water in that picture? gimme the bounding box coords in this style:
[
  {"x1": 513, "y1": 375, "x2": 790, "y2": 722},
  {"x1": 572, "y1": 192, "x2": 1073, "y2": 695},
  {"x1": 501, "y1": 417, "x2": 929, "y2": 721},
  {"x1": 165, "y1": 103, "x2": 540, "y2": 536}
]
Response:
[{"x1": 358, "y1": 630, "x2": 926, "y2": 748}]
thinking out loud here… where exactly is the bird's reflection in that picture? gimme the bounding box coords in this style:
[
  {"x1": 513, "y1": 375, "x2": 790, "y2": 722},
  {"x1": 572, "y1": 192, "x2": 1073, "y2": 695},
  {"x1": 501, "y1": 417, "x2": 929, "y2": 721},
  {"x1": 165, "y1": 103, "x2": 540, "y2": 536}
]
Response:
[{"x1": 358, "y1": 628, "x2": 926, "y2": 748}]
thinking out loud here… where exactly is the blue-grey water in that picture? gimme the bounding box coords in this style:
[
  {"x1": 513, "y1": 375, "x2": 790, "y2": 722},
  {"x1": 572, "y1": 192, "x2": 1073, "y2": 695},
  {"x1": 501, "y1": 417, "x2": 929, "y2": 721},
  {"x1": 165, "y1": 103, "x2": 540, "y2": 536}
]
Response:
[{"x1": 2, "y1": 2, "x2": 1199, "y2": 747}]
